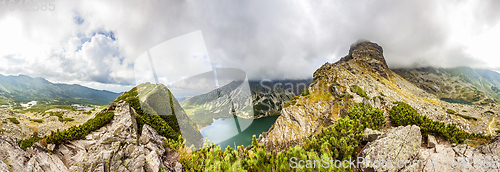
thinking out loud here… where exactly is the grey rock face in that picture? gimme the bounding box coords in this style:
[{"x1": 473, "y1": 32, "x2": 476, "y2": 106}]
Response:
[
  {"x1": 427, "y1": 135, "x2": 437, "y2": 148},
  {"x1": 400, "y1": 135, "x2": 500, "y2": 171},
  {"x1": 139, "y1": 124, "x2": 166, "y2": 145},
  {"x1": 0, "y1": 135, "x2": 31, "y2": 170},
  {"x1": 358, "y1": 125, "x2": 422, "y2": 172},
  {"x1": 0, "y1": 135, "x2": 69, "y2": 171},
  {"x1": 0, "y1": 101, "x2": 182, "y2": 172},
  {"x1": 362, "y1": 128, "x2": 384, "y2": 142},
  {"x1": 409, "y1": 144, "x2": 500, "y2": 171},
  {"x1": 478, "y1": 135, "x2": 500, "y2": 155}
]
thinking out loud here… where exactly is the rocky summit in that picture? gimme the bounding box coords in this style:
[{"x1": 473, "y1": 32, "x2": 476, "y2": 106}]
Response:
[
  {"x1": 258, "y1": 40, "x2": 499, "y2": 152},
  {"x1": 0, "y1": 101, "x2": 182, "y2": 172},
  {"x1": 340, "y1": 40, "x2": 391, "y2": 79}
]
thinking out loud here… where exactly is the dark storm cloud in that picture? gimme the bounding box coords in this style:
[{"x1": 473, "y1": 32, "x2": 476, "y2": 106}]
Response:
[{"x1": 131, "y1": 0, "x2": 500, "y2": 80}]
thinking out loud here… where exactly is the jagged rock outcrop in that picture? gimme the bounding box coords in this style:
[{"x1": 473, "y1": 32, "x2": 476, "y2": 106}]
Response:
[
  {"x1": 358, "y1": 125, "x2": 422, "y2": 172},
  {"x1": 339, "y1": 40, "x2": 391, "y2": 79},
  {"x1": 477, "y1": 135, "x2": 500, "y2": 156},
  {"x1": 0, "y1": 128, "x2": 69, "y2": 171},
  {"x1": 405, "y1": 142, "x2": 500, "y2": 171},
  {"x1": 0, "y1": 101, "x2": 183, "y2": 172}
]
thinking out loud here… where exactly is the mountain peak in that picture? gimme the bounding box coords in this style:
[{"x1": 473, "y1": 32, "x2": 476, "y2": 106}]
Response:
[
  {"x1": 339, "y1": 40, "x2": 391, "y2": 79},
  {"x1": 348, "y1": 40, "x2": 383, "y2": 57}
]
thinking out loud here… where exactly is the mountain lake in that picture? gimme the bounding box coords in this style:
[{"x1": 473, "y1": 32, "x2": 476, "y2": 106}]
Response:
[
  {"x1": 200, "y1": 115, "x2": 279, "y2": 150},
  {"x1": 20, "y1": 101, "x2": 37, "y2": 107},
  {"x1": 440, "y1": 98, "x2": 474, "y2": 105}
]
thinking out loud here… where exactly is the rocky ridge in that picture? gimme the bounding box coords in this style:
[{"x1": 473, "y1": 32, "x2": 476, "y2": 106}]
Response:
[
  {"x1": 258, "y1": 40, "x2": 499, "y2": 151},
  {"x1": 0, "y1": 101, "x2": 182, "y2": 172}
]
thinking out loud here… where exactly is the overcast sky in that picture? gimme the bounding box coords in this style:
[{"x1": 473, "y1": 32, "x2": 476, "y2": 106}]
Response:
[{"x1": 0, "y1": 0, "x2": 499, "y2": 93}]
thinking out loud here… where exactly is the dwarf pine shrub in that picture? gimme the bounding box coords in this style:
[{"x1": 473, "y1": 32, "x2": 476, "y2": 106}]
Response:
[{"x1": 389, "y1": 101, "x2": 490, "y2": 144}]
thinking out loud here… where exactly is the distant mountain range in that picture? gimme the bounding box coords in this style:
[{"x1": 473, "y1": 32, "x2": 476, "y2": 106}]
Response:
[
  {"x1": 0, "y1": 74, "x2": 120, "y2": 105},
  {"x1": 181, "y1": 79, "x2": 312, "y2": 128},
  {"x1": 394, "y1": 67, "x2": 500, "y2": 105}
]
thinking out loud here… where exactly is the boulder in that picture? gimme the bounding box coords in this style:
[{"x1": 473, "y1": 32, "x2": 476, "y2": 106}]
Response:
[
  {"x1": 358, "y1": 125, "x2": 422, "y2": 172},
  {"x1": 145, "y1": 151, "x2": 162, "y2": 172},
  {"x1": 478, "y1": 135, "x2": 500, "y2": 155},
  {"x1": 362, "y1": 128, "x2": 384, "y2": 142},
  {"x1": 427, "y1": 135, "x2": 437, "y2": 148},
  {"x1": 139, "y1": 124, "x2": 166, "y2": 145},
  {"x1": 0, "y1": 135, "x2": 29, "y2": 170},
  {"x1": 47, "y1": 143, "x2": 56, "y2": 152},
  {"x1": 174, "y1": 162, "x2": 183, "y2": 172},
  {"x1": 407, "y1": 144, "x2": 497, "y2": 171}
]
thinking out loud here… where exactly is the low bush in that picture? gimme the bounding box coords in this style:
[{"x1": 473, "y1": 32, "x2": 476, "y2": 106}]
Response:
[
  {"x1": 30, "y1": 119, "x2": 43, "y2": 123},
  {"x1": 7, "y1": 118, "x2": 20, "y2": 124},
  {"x1": 45, "y1": 111, "x2": 114, "y2": 145},
  {"x1": 455, "y1": 113, "x2": 477, "y2": 121},
  {"x1": 59, "y1": 118, "x2": 74, "y2": 122},
  {"x1": 446, "y1": 109, "x2": 456, "y2": 114},
  {"x1": 389, "y1": 102, "x2": 490, "y2": 144},
  {"x1": 485, "y1": 110, "x2": 495, "y2": 114},
  {"x1": 19, "y1": 111, "x2": 114, "y2": 150},
  {"x1": 283, "y1": 96, "x2": 299, "y2": 108},
  {"x1": 300, "y1": 86, "x2": 310, "y2": 96},
  {"x1": 19, "y1": 137, "x2": 43, "y2": 151}
]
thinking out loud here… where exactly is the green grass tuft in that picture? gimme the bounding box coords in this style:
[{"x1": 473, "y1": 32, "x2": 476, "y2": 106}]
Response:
[
  {"x1": 59, "y1": 118, "x2": 74, "y2": 122},
  {"x1": 446, "y1": 109, "x2": 456, "y2": 114},
  {"x1": 30, "y1": 119, "x2": 43, "y2": 123},
  {"x1": 454, "y1": 113, "x2": 477, "y2": 121},
  {"x1": 350, "y1": 85, "x2": 369, "y2": 99},
  {"x1": 7, "y1": 118, "x2": 19, "y2": 124}
]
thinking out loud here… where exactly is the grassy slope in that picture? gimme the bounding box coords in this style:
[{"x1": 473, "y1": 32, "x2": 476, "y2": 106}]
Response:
[{"x1": 116, "y1": 83, "x2": 203, "y2": 148}]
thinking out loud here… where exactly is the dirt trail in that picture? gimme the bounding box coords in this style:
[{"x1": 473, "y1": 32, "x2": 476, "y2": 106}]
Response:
[
  {"x1": 488, "y1": 117, "x2": 496, "y2": 135},
  {"x1": 140, "y1": 85, "x2": 158, "y2": 102}
]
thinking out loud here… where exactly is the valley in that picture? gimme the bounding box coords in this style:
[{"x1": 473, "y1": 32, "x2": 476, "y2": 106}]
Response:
[
  {"x1": 181, "y1": 79, "x2": 311, "y2": 129},
  {"x1": 0, "y1": 75, "x2": 119, "y2": 141}
]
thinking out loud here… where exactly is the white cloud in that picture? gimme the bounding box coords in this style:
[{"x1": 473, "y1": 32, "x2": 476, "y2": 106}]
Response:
[{"x1": 0, "y1": 0, "x2": 500, "y2": 93}]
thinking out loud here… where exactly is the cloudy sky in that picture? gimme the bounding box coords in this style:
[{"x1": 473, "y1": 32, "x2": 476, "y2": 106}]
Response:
[{"x1": 0, "y1": 0, "x2": 499, "y2": 93}]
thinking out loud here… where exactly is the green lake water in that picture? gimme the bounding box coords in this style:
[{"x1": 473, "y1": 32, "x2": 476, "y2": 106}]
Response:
[
  {"x1": 200, "y1": 115, "x2": 279, "y2": 150},
  {"x1": 440, "y1": 98, "x2": 474, "y2": 105}
]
